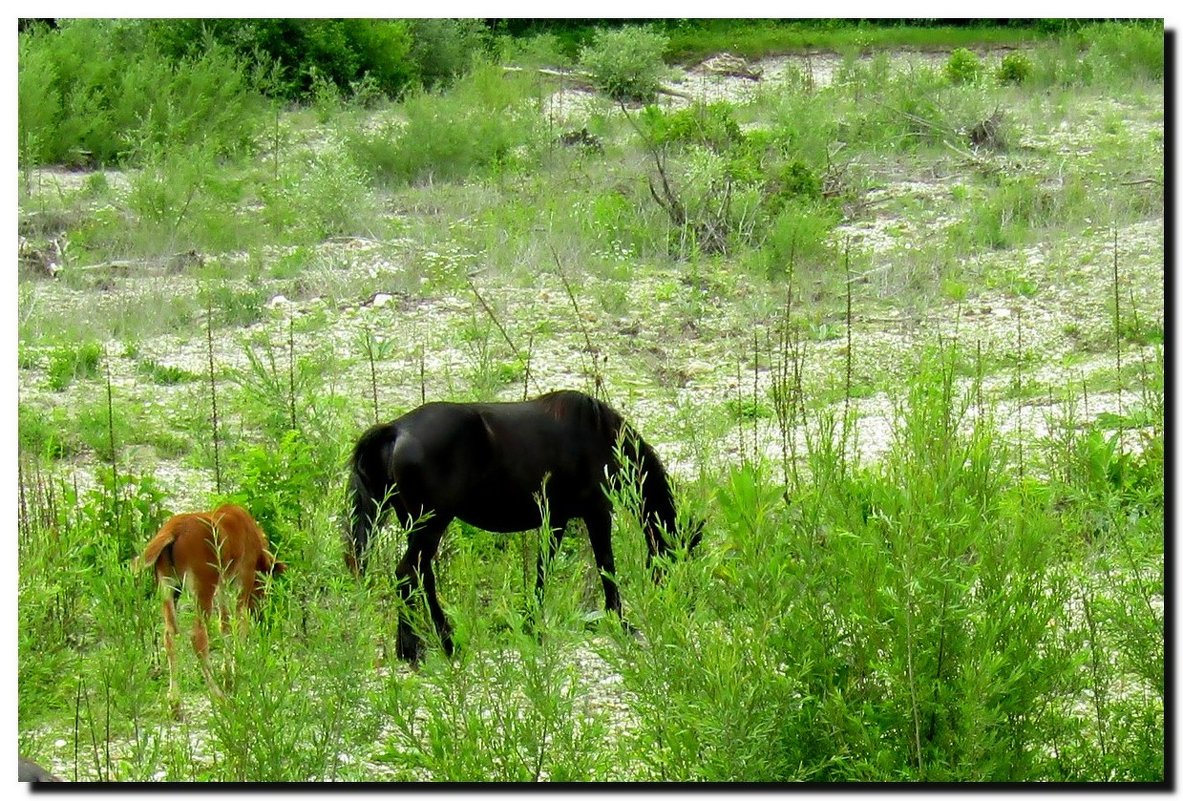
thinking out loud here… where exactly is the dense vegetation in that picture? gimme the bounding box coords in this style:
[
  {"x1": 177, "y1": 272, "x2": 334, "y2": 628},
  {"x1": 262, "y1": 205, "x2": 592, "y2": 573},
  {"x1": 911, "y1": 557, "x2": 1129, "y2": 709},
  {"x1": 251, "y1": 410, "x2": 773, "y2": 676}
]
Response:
[{"x1": 17, "y1": 20, "x2": 1164, "y2": 782}]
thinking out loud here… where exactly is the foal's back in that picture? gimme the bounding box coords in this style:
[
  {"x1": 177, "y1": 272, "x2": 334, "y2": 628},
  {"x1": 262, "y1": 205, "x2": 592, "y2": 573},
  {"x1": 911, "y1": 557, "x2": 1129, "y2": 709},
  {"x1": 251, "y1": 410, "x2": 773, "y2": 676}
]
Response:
[{"x1": 141, "y1": 504, "x2": 277, "y2": 600}]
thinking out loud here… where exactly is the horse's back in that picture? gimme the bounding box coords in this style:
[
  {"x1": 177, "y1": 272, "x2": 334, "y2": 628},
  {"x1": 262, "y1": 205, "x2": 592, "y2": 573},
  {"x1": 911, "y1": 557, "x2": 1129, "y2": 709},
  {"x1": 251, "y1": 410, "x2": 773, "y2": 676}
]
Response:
[
  {"x1": 385, "y1": 393, "x2": 620, "y2": 530},
  {"x1": 145, "y1": 505, "x2": 267, "y2": 579}
]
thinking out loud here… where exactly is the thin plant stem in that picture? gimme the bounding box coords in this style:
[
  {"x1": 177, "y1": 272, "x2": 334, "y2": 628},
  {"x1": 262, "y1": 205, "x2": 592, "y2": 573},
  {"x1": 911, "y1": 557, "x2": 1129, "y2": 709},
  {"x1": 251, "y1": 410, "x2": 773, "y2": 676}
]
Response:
[
  {"x1": 288, "y1": 312, "x2": 298, "y2": 432},
  {"x1": 1112, "y1": 225, "x2": 1123, "y2": 455},
  {"x1": 205, "y1": 292, "x2": 222, "y2": 494},
  {"x1": 103, "y1": 344, "x2": 120, "y2": 531}
]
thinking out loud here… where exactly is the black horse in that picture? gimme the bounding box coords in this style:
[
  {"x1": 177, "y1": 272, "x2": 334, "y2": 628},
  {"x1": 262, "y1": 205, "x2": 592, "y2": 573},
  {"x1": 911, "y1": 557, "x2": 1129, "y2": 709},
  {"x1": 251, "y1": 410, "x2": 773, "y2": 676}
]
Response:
[{"x1": 347, "y1": 389, "x2": 702, "y2": 661}]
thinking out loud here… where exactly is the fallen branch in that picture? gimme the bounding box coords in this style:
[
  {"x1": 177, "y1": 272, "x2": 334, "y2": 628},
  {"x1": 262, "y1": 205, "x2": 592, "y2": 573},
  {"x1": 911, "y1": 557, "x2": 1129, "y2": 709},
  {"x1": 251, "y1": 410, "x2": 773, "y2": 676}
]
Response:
[{"x1": 504, "y1": 64, "x2": 696, "y2": 101}]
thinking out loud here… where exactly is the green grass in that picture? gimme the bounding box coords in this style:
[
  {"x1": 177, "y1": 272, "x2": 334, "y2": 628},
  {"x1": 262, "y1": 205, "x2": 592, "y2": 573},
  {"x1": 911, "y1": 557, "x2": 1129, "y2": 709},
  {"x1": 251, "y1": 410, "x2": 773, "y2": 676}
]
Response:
[
  {"x1": 662, "y1": 21, "x2": 1048, "y2": 63},
  {"x1": 17, "y1": 345, "x2": 1163, "y2": 781}
]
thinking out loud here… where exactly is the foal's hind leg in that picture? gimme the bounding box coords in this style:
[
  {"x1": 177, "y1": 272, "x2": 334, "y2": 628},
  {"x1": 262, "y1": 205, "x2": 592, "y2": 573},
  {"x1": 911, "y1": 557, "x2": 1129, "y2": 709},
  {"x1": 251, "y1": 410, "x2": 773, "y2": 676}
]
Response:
[
  {"x1": 191, "y1": 581, "x2": 226, "y2": 699},
  {"x1": 161, "y1": 587, "x2": 182, "y2": 716},
  {"x1": 394, "y1": 518, "x2": 451, "y2": 662}
]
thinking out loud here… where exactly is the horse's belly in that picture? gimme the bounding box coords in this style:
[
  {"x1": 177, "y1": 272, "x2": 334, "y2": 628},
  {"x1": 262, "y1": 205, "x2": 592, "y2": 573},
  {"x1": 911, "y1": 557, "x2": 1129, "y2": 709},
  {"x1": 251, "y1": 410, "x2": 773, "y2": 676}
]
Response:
[{"x1": 455, "y1": 499, "x2": 545, "y2": 533}]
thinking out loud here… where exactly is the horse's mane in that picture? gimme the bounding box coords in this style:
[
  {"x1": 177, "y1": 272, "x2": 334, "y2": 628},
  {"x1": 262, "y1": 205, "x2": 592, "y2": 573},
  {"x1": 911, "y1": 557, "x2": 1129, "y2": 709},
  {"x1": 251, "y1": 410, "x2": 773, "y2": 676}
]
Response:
[
  {"x1": 541, "y1": 390, "x2": 678, "y2": 545},
  {"x1": 538, "y1": 390, "x2": 623, "y2": 441}
]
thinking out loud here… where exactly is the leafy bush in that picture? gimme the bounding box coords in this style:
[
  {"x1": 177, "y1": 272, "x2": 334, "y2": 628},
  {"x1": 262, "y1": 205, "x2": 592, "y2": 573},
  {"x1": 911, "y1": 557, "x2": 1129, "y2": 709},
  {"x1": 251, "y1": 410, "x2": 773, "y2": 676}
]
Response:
[
  {"x1": 995, "y1": 51, "x2": 1033, "y2": 84},
  {"x1": 579, "y1": 27, "x2": 670, "y2": 102},
  {"x1": 18, "y1": 20, "x2": 262, "y2": 167},
  {"x1": 1078, "y1": 22, "x2": 1164, "y2": 83},
  {"x1": 228, "y1": 430, "x2": 322, "y2": 559},
  {"x1": 145, "y1": 19, "x2": 417, "y2": 101},
  {"x1": 768, "y1": 159, "x2": 823, "y2": 206},
  {"x1": 758, "y1": 199, "x2": 840, "y2": 279},
  {"x1": 47, "y1": 341, "x2": 102, "y2": 391},
  {"x1": 407, "y1": 18, "x2": 488, "y2": 90},
  {"x1": 346, "y1": 63, "x2": 542, "y2": 186},
  {"x1": 944, "y1": 47, "x2": 983, "y2": 85},
  {"x1": 642, "y1": 102, "x2": 743, "y2": 152}
]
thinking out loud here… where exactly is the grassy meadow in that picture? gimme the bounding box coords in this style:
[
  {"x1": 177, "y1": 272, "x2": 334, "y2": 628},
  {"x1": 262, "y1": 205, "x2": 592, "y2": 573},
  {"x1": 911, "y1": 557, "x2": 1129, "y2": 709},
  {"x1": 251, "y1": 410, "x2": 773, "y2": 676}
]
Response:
[{"x1": 16, "y1": 20, "x2": 1164, "y2": 781}]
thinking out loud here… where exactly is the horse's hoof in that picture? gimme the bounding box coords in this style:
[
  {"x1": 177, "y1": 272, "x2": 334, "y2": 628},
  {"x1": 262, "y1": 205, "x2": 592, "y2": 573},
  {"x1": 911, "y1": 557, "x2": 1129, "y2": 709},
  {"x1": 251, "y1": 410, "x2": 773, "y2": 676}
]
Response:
[{"x1": 396, "y1": 635, "x2": 423, "y2": 663}]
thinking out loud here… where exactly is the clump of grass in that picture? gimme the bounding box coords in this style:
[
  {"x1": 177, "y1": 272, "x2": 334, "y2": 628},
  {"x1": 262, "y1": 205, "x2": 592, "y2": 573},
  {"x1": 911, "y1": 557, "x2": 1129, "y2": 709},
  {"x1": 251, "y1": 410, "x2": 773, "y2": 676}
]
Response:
[
  {"x1": 137, "y1": 359, "x2": 201, "y2": 385},
  {"x1": 346, "y1": 62, "x2": 542, "y2": 187},
  {"x1": 47, "y1": 340, "x2": 103, "y2": 391}
]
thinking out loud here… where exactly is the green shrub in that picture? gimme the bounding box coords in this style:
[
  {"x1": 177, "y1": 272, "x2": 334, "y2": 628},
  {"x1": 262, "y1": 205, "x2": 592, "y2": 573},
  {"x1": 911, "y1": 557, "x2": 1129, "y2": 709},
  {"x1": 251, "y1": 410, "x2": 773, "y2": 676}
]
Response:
[
  {"x1": 1080, "y1": 22, "x2": 1164, "y2": 83},
  {"x1": 767, "y1": 159, "x2": 823, "y2": 208},
  {"x1": 146, "y1": 19, "x2": 417, "y2": 100},
  {"x1": 944, "y1": 47, "x2": 983, "y2": 85},
  {"x1": 759, "y1": 199, "x2": 840, "y2": 279},
  {"x1": 18, "y1": 407, "x2": 71, "y2": 459},
  {"x1": 346, "y1": 63, "x2": 541, "y2": 186},
  {"x1": 18, "y1": 20, "x2": 262, "y2": 167},
  {"x1": 203, "y1": 283, "x2": 266, "y2": 328},
  {"x1": 579, "y1": 27, "x2": 670, "y2": 102},
  {"x1": 290, "y1": 150, "x2": 381, "y2": 240},
  {"x1": 112, "y1": 144, "x2": 255, "y2": 256},
  {"x1": 47, "y1": 341, "x2": 102, "y2": 391},
  {"x1": 642, "y1": 102, "x2": 743, "y2": 152},
  {"x1": 76, "y1": 401, "x2": 136, "y2": 462},
  {"x1": 845, "y1": 65, "x2": 957, "y2": 150},
  {"x1": 1029, "y1": 23, "x2": 1163, "y2": 88},
  {"x1": 17, "y1": 35, "x2": 59, "y2": 166},
  {"x1": 407, "y1": 18, "x2": 487, "y2": 90},
  {"x1": 995, "y1": 51, "x2": 1033, "y2": 84}
]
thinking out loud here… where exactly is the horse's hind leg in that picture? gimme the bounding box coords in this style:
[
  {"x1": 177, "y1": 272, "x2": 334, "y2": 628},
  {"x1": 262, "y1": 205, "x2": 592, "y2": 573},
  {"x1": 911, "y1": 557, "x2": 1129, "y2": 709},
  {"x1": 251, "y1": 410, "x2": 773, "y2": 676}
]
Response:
[
  {"x1": 395, "y1": 518, "x2": 451, "y2": 662},
  {"x1": 421, "y1": 559, "x2": 453, "y2": 657},
  {"x1": 191, "y1": 581, "x2": 225, "y2": 699},
  {"x1": 161, "y1": 587, "x2": 182, "y2": 717}
]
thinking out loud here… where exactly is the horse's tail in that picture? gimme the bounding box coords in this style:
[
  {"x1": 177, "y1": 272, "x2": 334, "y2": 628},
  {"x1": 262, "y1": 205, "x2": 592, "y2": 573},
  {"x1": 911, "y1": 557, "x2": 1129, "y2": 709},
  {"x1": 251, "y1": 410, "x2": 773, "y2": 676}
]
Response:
[
  {"x1": 134, "y1": 516, "x2": 184, "y2": 572},
  {"x1": 347, "y1": 420, "x2": 398, "y2": 574}
]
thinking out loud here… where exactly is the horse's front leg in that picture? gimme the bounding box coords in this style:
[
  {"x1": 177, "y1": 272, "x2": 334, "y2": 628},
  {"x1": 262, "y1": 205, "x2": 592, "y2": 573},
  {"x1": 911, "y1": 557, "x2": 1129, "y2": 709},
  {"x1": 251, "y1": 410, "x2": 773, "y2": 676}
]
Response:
[{"x1": 586, "y1": 507, "x2": 638, "y2": 635}]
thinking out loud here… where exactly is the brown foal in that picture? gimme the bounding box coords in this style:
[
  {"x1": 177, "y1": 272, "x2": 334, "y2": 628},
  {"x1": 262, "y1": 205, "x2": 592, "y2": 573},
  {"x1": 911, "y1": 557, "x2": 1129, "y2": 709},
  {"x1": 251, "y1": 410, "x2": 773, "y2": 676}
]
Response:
[{"x1": 135, "y1": 504, "x2": 285, "y2": 708}]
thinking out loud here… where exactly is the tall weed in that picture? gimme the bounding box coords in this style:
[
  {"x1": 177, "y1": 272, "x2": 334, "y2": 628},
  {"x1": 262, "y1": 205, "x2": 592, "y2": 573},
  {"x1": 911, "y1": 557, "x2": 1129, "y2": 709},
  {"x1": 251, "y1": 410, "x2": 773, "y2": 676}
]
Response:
[{"x1": 346, "y1": 63, "x2": 542, "y2": 186}]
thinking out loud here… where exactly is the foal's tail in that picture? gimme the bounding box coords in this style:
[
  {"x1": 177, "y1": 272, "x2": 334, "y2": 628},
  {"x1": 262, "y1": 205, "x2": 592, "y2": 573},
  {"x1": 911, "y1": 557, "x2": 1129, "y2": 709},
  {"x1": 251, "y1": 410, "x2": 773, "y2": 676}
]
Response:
[
  {"x1": 133, "y1": 516, "x2": 184, "y2": 573},
  {"x1": 346, "y1": 421, "x2": 398, "y2": 574}
]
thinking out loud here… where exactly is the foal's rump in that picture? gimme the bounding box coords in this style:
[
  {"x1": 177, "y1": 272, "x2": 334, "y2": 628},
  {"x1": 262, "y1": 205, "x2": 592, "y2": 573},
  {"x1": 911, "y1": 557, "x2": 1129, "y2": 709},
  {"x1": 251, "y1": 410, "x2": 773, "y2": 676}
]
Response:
[{"x1": 136, "y1": 505, "x2": 279, "y2": 584}]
